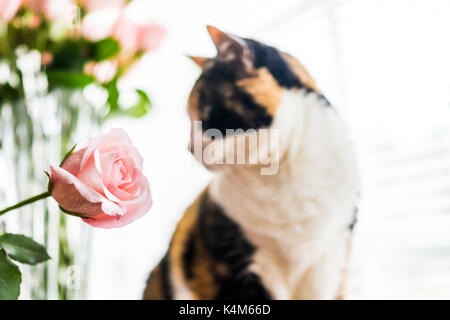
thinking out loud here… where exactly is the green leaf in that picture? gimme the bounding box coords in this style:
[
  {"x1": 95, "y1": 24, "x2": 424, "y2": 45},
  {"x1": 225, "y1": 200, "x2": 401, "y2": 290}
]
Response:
[
  {"x1": 108, "y1": 89, "x2": 152, "y2": 119},
  {"x1": 91, "y1": 38, "x2": 120, "y2": 61},
  {"x1": 105, "y1": 80, "x2": 120, "y2": 112},
  {"x1": 50, "y1": 39, "x2": 90, "y2": 71},
  {"x1": 0, "y1": 250, "x2": 21, "y2": 300},
  {"x1": 47, "y1": 71, "x2": 95, "y2": 89},
  {"x1": 0, "y1": 234, "x2": 50, "y2": 265},
  {"x1": 124, "y1": 89, "x2": 152, "y2": 118}
]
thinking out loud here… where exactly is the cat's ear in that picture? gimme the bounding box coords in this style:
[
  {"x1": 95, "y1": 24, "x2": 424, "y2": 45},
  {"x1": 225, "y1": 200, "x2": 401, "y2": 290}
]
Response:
[
  {"x1": 206, "y1": 25, "x2": 252, "y2": 69},
  {"x1": 188, "y1": 55, "x2": 209, "y2": 68}
]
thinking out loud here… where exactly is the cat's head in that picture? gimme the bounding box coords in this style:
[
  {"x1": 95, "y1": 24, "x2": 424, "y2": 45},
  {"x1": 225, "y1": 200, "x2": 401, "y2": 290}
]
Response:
[{"x1": 187, "y1": 26, "x2": 321, "y2": 173}]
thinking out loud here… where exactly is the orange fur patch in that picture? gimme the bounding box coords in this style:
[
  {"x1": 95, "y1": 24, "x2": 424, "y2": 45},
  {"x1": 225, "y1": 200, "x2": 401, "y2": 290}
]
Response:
[
  {"x1": 188, "y1": 56, "x2": 209, "y2": 68},
  {"x1": 142, "y1": 262, "x2": 165, "y2": 300},
  {"x1": 169, "y1": 191, "x2": 203, "y2": 299},
  {"x1": 237, "y1": 68, "x2": 282, "y2": 116},
  {"x1": 186, "y1": 231, "x2": 218, "y2": 299},
  {"x1": 282, "y1": 53, "x2": 322, "y2": 94}
]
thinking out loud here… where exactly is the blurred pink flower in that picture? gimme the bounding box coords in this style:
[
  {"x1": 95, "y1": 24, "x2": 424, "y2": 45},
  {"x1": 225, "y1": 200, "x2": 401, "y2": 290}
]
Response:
[
  {"x1": 49, "y1": 128, "x2": 152, "y2": 229},
  {"x1": 81, "y1": 0, "x2": 125, "y2": 12},
  {"x1": 0, "y1": 0, "x2": 22, "y2": 22},
  {"x1": 137, "y1": 22, "x2": 166, "y2": 51},
  {"x1": 114, "y1": 14, "x2": 165, "y2": 53},
  {"x1": 81, "y1": 7, "x2": 121, "y2": 41},
  {"x1": 25, "y1": 0, "x2": 74, "y2": 22},
  {"x1": 84, "y1": 60, "x2": 118, "y2": 83},
  {"x1": 28, "y1": 13, "x2": 42, "y2": 28},
  {"x1": 41, "y1": 51, "x2": 53, "y2": 66}
]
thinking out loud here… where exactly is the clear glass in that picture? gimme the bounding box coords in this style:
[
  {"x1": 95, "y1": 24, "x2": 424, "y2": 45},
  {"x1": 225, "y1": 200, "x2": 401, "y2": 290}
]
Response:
[{"x1": 0, "y1": 49, "x2": 100, "y2": 299}]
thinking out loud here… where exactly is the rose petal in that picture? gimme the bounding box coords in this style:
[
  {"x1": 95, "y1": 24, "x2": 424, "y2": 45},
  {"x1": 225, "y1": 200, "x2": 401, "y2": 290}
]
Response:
[
  {"x1": 105, "y1": 168, "x2": 141, "y2": 201},
  {"x1": 118, "y1": 145, "x2": 143, "y2": 171},
  {"x1": 80, "y1": 135, "x2": 102, "y2": 170},
  {"x1": 83, "y1": 174, "x2": 152, "y2": 228},
  {"x1": 98, "y1": 128, "x2": 133, "y2": 150},
  {"x1": 80, "y1": 128, "x2": 132, "y2": 170},
  {"x1": 50, "y1": 165, "x2": 125, "y2": 218},
  {"x1": 76, "y1": 150, "x2": 104, "y2": 194},
  {"x1": 61, "y1": 148, "x2": 87, "y2": 176},
  {"x1": 98, "y1": 150, "x2": 118, "y2": 186}
]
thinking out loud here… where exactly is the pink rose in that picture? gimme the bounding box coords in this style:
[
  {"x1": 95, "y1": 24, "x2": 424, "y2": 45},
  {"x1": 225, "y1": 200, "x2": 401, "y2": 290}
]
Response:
[
  {"x1": 25, "y1": 0, "x2": 74, "y2": 22},
  {"x1": 0, "y1": 0, "x2": 22, "y2": 22},
  {"x1": 49, "y1": 128, "x2": 152, "y2": 228},
  {"x1": 81, "y1": 7, "x2": 121, "y2": 41},
  {"x1": 136, "y1": 22, "x2": 166, "y2": 51},
  {"x1": 114, "y1": 14, "x2": 165, "y2": 53}
]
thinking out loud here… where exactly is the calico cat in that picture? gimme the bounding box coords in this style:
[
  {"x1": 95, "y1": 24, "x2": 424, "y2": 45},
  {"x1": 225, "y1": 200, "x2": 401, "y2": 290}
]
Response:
[{"x1": 143, "y1": 26, "x2": 359, "y2": 300}]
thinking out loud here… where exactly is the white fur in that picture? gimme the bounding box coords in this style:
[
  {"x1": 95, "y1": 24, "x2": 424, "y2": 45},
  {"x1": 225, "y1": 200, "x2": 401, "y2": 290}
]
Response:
[
  {"x1": 209, "y1": 89, "x2": 359, "y2": 299},
  {"x1": 171, "y1": 269, "x2": 197, "y2": 300}
]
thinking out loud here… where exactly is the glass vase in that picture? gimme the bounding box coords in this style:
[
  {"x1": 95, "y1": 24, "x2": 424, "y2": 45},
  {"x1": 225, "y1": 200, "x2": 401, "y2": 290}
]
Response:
[{"x1": 0, "y1": 49, "x2": 101, "y2": 299}]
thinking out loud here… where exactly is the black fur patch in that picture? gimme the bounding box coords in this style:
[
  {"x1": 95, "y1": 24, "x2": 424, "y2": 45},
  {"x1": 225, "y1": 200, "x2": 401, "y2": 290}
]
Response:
[
  {"x1": 197, "y1": 65, "x2": 273, "y2": 136},
  {"x1": 182, "y1": 232, "x2": 196, "y2": 280},
  {"x1": 193, "y1": 38, "x2": 334, "y2": 137},
  {"x1": 198, "y1": 193, "x2": 271, "y2": 300},
  {"x1": 318, "y1": 94, "x2": 331, "y2": 106},
  {"x1": 244, "y1": 39, "x2": 303, "y2": 89},
  {"x1": 245, "y1": 39, "x2": 332, "y2": 108}
]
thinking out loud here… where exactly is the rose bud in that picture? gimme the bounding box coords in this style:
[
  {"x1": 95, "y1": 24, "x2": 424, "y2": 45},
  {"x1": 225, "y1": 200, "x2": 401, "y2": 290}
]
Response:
[{"x1": 48, "y1": 128, "x2": 152, "y2": 228}]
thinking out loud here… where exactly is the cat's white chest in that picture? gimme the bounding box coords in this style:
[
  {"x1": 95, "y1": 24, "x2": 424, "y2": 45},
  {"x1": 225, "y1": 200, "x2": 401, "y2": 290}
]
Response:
[
  {"x1": 209, "y1": 89, "x2": 359, "y2": 299},
  {"x1": 209, "y1": 156, "x2": 355, "y2": 299},
  {"x1": 247, "y1": 222, "x2": 352, "y2": 299},
  {"x1": 211, "y1": 172, "x2": 353, "y2": 299}
]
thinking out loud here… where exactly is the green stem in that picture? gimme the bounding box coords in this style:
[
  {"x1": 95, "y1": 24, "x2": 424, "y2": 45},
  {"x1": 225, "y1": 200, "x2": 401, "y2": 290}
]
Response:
[{"x1": 0, "y1": 191, "x2": 51, "y2": 216}]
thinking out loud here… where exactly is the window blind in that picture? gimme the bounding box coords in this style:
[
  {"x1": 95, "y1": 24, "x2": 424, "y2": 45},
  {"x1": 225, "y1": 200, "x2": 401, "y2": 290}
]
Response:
[{"x1": 256, "y1": 0, "x2": 450, "y2": 299}]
